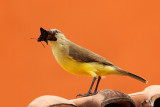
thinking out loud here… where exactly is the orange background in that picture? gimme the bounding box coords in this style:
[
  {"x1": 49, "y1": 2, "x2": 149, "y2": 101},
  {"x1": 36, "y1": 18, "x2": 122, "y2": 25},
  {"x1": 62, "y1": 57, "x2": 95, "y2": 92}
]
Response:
[{"x1": 1, "y1": 0, "x2": 160, "y2": 106}]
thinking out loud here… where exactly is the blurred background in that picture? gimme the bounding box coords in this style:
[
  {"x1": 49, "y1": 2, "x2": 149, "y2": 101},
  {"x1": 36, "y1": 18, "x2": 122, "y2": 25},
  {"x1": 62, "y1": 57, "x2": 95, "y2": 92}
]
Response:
[{"x1": 1, "y1": 0, "x2": 160, "y2": 106}]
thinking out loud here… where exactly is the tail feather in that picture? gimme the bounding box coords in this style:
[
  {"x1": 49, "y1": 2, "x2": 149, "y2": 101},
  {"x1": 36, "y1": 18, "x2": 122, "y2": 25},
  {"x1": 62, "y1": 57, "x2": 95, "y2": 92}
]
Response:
[{"x1": 117, "y1": 69, "x2": 148, "y2": 84}]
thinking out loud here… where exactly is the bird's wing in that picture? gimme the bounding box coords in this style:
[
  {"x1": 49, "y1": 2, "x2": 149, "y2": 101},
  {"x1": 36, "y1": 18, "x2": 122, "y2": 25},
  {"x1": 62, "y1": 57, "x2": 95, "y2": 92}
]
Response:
[
  {"x1": 67, "y1": 41, "x2": 148, "y2": 84},
  {"x1": 68, "y1": 41, "x2": 114, "y2": 66}
]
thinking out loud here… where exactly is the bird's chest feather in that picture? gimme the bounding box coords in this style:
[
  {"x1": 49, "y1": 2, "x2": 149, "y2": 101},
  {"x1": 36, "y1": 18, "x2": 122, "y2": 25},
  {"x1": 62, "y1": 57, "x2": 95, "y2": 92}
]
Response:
[{"x1": 51, "y1": 43, "x2": 94, "y2": 76}]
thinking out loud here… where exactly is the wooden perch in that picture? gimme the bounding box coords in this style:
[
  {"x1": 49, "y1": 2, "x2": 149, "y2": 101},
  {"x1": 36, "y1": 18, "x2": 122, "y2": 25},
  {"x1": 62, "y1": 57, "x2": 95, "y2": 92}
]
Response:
[
  {"x1": 28, "y1": 85, "x2": 160, "y2": 107},
  {"x1": 129, "y1": 85, "x2": 160, "y2": 107}
]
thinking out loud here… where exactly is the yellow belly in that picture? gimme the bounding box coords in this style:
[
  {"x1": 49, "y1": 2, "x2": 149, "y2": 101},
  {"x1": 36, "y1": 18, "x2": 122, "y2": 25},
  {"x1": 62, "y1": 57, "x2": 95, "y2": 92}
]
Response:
[
  {"x1": 57, "y1": 55, "x2": 119, "y2": 77},
  {"x1": 59, "y1": 56, "x2": 96, "y2": 76}
]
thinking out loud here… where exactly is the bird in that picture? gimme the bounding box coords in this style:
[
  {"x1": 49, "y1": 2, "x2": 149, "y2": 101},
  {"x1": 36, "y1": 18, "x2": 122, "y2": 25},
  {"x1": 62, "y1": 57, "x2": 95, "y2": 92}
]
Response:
[{"x1": 36, "y1": 27, "x2": 147, "y2": 97}]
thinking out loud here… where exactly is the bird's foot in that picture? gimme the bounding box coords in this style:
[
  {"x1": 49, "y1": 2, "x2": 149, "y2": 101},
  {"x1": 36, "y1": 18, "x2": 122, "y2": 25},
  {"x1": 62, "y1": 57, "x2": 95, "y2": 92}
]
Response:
[{"x1": 76, "y1": 92, "x2": 97, "y2": 98}]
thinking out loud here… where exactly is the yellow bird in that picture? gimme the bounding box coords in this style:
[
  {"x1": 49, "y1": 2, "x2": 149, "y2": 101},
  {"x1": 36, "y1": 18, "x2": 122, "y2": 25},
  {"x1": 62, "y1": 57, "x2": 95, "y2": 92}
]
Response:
[{"x1": 36, "y1": 27, "x2": 147, "y2": 97}]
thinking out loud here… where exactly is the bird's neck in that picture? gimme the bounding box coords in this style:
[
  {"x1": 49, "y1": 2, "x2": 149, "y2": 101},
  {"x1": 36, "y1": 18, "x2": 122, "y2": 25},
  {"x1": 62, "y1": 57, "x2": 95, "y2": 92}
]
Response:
[
  {"x1": 48, "y1": 41, "x2": 57, "y2": 49},
  {"x1": 48, "y1": 40, "x2": 68, "y2": 56},
  {"x1": 48, "y1": 40, "x2": 69, "y2": 67}
]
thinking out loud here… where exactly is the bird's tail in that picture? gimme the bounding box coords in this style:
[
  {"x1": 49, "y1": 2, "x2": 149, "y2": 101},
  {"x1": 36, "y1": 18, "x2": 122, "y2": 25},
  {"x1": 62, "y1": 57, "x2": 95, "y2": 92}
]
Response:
[{"x1": 117, "y1": 69, "x2": 148, "y2": 84}]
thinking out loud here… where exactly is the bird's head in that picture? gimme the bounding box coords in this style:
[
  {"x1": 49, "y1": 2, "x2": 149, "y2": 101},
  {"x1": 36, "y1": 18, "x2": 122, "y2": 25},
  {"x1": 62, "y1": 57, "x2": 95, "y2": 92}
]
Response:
[{"x1": 37, "y1": 27, "x2": 62, "y2": 45}]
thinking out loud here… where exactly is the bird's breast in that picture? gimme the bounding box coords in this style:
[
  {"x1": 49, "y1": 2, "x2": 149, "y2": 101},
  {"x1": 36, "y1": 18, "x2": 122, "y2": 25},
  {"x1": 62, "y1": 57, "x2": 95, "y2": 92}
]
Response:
[{"x1": 50, "y1": 42, "x2": 93, "y2": 76}]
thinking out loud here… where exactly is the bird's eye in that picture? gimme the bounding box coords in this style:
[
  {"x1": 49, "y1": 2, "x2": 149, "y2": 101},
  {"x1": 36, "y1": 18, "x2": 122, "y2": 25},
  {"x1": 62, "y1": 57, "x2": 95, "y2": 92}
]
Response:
[{"x1": 55, "y1": 30, "x2": 59, "y2": 33}]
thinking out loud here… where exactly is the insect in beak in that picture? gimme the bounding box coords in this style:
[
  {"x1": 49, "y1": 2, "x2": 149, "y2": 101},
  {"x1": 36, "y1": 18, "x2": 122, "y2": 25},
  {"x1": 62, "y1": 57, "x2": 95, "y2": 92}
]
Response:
[
  {"x1": 30, "y1": 38, "x2": 46, "y2": 48},
  {"x1": 37, "y1": 27, "x2": 49, "y2": 45},
  {"x1": 31, "y1": 27, "x2": 49, "y2": 48}
]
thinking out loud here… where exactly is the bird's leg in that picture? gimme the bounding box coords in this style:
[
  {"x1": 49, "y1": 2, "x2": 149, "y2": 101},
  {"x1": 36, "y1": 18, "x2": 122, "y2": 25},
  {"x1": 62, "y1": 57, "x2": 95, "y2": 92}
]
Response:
[
  {"x1": 88, "y1": 77, "x2": 97, "y2": 94},
  {"x1": 76, "y1": 77, "x2": 97, "y2": 97},
  {"x1": 93, "y1": 76, "x2": 101, "y2": 94}
]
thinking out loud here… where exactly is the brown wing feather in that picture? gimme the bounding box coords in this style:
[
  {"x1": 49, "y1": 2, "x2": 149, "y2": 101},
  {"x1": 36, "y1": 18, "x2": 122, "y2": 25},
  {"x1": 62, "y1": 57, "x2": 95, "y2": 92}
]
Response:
[{"x1": 68, "y1": 41, "x2": 114, "y2": 66}]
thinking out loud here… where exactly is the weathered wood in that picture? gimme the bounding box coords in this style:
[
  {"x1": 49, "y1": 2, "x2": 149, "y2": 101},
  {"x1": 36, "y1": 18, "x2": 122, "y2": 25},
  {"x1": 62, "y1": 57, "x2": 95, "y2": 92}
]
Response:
[{"x1": 28, "y1": 85, "x2": 160, "y2": 107}]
